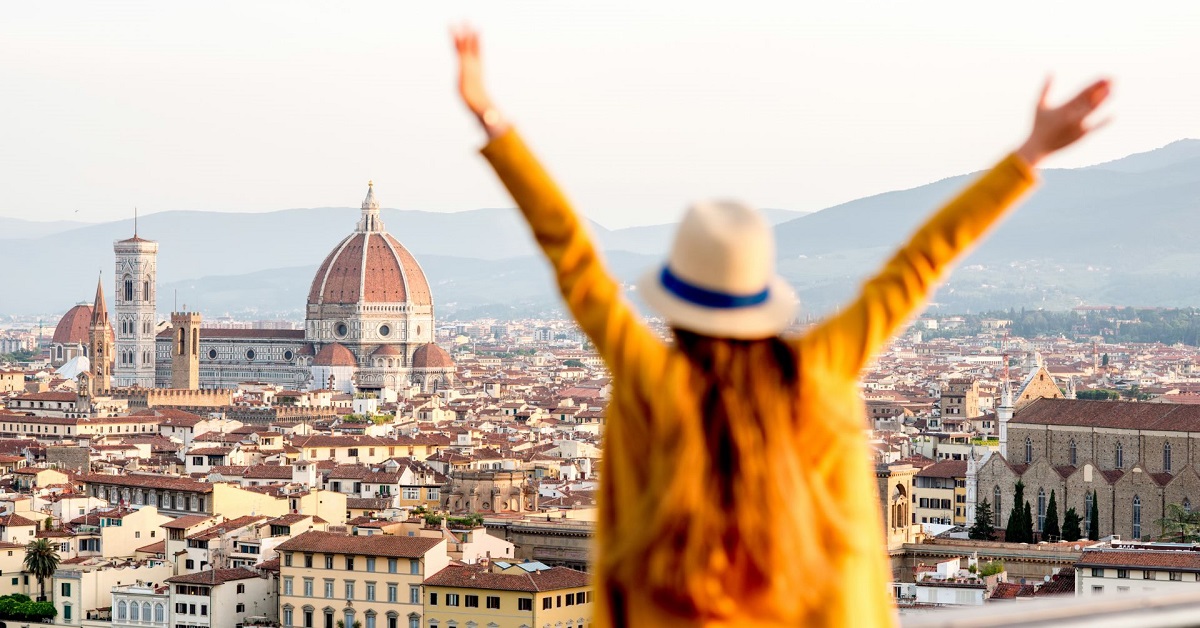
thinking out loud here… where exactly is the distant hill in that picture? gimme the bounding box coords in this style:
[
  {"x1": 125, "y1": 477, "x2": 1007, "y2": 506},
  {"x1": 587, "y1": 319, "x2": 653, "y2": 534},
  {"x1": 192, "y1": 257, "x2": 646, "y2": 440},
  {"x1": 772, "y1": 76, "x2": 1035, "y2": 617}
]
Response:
[{"x1": 5, "y1": 139, "x2": 1200, "y2": 318}]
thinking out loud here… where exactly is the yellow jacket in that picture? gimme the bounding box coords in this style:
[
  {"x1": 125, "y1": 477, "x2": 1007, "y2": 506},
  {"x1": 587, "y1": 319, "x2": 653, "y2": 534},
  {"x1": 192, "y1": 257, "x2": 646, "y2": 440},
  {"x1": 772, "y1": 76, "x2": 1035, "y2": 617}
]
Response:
[{"x1": 481, "y1": 128, "x2": 1034, "y2": 627}]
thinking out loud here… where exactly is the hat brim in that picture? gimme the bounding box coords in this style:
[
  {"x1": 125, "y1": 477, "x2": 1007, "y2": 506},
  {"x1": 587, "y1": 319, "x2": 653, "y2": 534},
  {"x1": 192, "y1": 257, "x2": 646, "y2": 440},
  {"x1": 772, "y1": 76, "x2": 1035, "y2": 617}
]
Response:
[{"x1": 636, "y1": 266, "x2": 798, "y2": 339}]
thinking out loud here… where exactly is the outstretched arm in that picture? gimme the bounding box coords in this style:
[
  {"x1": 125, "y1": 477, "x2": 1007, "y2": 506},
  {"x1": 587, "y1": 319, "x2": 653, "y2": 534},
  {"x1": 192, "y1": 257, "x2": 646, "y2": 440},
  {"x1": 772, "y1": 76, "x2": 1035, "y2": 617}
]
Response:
[
  {"x1": 801, "y1": 78, "x2": 1111, "y2": 376},
  {"x1": 453, "y1": 27, "x2": 667, "y2": 381}
]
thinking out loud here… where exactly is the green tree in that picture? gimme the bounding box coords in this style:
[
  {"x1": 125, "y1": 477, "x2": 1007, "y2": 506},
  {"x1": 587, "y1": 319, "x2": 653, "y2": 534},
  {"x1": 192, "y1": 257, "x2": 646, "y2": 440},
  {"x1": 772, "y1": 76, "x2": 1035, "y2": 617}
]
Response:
[
  {"x1": 23, "y1": 538, "x2": 59, "y2": 602},
  {"x1": 1062, "y1": 507, "x2": 1082, "y2": 542},
  {"x1": 1043, "y1": 490, "x2": 1061, "y2": 540},
  {"x1": 969, "y1": 499, "x2": 995, "y2": 540},
  {"x1": 1089, "y1": 491, "x2": 1101, "y2": 540},
  {"x1": 1156, "y1": 503, "x2": 1200, "y2": 543},
  {"x1": 1102, "y1": 353, "x2": 1109, "y2": 366},
  {"x1": 563, "y1": 359, "x2": 585, "y2": 368},
  {"x1": 1005, "y1": 481, "x2": 1026, "y2": 542},
  {"x1": 1022, "y1": 501, "x2": 1035, "y2": 543}
]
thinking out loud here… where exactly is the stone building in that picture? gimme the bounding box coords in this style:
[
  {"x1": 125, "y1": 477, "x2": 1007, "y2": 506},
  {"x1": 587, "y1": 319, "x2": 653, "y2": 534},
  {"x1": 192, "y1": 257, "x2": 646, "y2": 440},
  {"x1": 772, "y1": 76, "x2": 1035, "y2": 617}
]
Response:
[
  {"x1": 114, "y1": 231, "x2": 159, "y2": 388},
  {"x1": 974, "y1": 397, "x2": 1200, "y2": 541}
]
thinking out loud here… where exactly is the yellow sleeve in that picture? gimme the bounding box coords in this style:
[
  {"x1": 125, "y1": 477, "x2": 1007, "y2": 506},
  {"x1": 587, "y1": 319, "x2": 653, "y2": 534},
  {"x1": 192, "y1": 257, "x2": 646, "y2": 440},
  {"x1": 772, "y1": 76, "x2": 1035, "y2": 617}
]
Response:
[
  {"x1": 800, "y1": 153, "x2": 1036, "y2": 375},
  {"x1": 480, "y1": 128, "x2": 668, "y2": 380}
]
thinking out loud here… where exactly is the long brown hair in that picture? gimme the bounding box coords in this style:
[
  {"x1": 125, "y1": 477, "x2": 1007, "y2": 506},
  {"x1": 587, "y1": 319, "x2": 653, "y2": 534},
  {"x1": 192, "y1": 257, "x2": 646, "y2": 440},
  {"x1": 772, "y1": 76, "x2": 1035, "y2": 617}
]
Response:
[{"x1": 626, "y1": 329, "x2": 829, "y2": 621}]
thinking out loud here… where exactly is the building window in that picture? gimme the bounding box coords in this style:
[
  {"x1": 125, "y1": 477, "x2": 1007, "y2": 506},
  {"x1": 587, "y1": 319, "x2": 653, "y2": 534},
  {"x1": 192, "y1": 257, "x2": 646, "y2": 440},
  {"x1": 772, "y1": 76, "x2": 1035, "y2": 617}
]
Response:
[
  {"x1": 285, "y1": 553, "x2": 294, "y2": 567},
  {"x1": 543, "y1": 598, "x2": 552, "y2": 610},
  {"x1": 1171, "y1": 572, "x2": 1183, "y2": 581},
  {"x1": 345, "y1": 581, "x2": 355, "y2": 600},
  {"x1": 409, "y1": 585, "x2": 419, "y2": 604},
  {"x1": 1164, "y1": 442, "x2": 1172, "y2": 472},
  {"x1": 1092, "y1": 585, "x2": 1104, "y2": 594},
  {"x1": 346, "y1": 557, "x2": 355, "y2": 571},
  {"x1": 284, "y1": 577, "x2": 294, "y2": 596},
  {"x1": 305, "y1": 554, "x2": 314, "y2": 568},
  {"x1": 1116, "y1": 442, "x2": 1124, "y2": 469},
  {"x1": 518, "y1": 598, "x2": 533, "y2": 611},
  {"x1": 446, "y1": 593, "x2": 460, "y2": 607},
  {"x1": 1133, "y1": 495, "x2": 1142, "y2": 539},
  {"x1": 1092, "y1": 568, "x2": 1104, "y2": 577},
  {"x1": 465, "y1": 594, "x2": 479, "y2": 608},
  {"x1": 388, "y1": 558, "x2": 398, "y2": 573},
  {"x1": 1186, "y1": 498, "x2": 1193, "y2": 513},
  {"x1": 410, "y1": 559, "x2": 419, "y2": 575},
  {"x1": 155, "y1": 604, "x2": 165, "y2": 622},
  {"x1": 325, "y1": 556, "x2": 334, "y2": 569},
  {"x1": 993, "y1": 485, "x2": 1002, "y2": 526},
  {"x1": 304, "y1": 578, "x2": 314, "y2": 597},
  {"x1": 486, "y1": 595, "x2": 500, "y2": 609},
  {"x1": 566, "y1": 593, "x2": 575, "y2": 605},
  {"x1": 366, "y1": 582, "x2": 376, "y2": 601},
  {"x1": 429, "y1": 592, "x2": 437, "y2": 606},
  {"x1": 1143, "y1": 570, "x2": 1155, "y2": 580},
  {"x1": 237, "y1": 583, "x2": 246, "y2": 594},
  {"x1": 324, "y1": 579, "x2": 334, "y2": 598},
  {"x1": 1069, "y1": 439, "x2": 1077, "y2": 466},
  {"x1": 1037, "y1": 488, "x2": 1046, "y2": 532},
  {"x1": 62, "y1": 582, "x2": 71, "y2": 597},
  {"x1": 284, "y1": 606, "x2": 294, "y2": 627},
  {"x1": 237, "y1": 603, "x2": 246, "y2": 613},
  {"x1": 1118, "y1": 569, "x2": 1129, "y2": 579},
  {"x1": 1024, "y1": 437, "x2": 1032, "y2": 464},
  {"x1": 403, "y1": 487, "x2": 420, "y2": 500},
  {"x1": 366, "y1": 557, "x2": 376, "y2": 572}
]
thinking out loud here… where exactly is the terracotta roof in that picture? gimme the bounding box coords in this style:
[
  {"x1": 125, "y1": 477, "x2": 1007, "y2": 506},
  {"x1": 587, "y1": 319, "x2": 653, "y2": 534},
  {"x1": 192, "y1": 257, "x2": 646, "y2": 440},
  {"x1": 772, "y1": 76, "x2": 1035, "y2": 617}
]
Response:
[
  {"x1": 166, "y1": 568, "x2": 263, "y2": 585},
  {"x1": 424, "y1": 563, "x2": 590, "y2": 592},
  {"x1": 186, "y1": 515, "x2": 268, "y2": 540},
  {"x1": 80, "y1": 473, "x2": 213, "y2": 493},
  {"x1": 161, "y1": 515, "x2": 216, "y2": 530},
  {"x1": 371, "y1": 345, "x2": 403, "y2": 357},
  {"x1": 136, "y1": 540, "x2": 166, "y2": 554},
  {"x1": 155, "y1": 328, "x2": 305, "y2": 340},
  {"x1": 275, "y1": 530, "x2": 441, "y2": 558},
  {"x1": 412, "y1": 344, "x2": 454, "y2": 369},
  {"x1": 314, "y1": 344, "x2": 356, "y2": 368},
  {"x1": 915, "y1": 460, "x2": 967, "y2": 479},
  {"x1": 1014, "y1": 398, "x2": 1200, "y2": 431},
  {"x1": 1077, "y1": 548, "x2": 1200, "y2": 571},
  {"x1": 347, "y1": 497, "x2": 392, "y2": 510},
  {"x1": 0, "y1": 513, "x2": 36, "y2": 527},
  {"x1": 308, "y1": 230, "x2": 432, "y2": 306}
]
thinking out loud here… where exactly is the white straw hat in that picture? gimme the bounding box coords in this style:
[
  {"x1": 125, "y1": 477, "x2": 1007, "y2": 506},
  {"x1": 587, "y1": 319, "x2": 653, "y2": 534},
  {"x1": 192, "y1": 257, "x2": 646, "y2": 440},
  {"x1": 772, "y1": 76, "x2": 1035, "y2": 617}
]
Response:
[{"x1": 636, "y1": 200, "x2": 798, "y2": 339}]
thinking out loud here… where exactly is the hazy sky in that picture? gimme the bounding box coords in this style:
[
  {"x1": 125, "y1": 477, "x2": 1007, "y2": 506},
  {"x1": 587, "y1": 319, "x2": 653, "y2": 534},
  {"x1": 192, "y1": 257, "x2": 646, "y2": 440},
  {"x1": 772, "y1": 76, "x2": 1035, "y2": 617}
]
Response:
[{"x1": 2, "y1": 2, "x2": 1197, "y2": 229}]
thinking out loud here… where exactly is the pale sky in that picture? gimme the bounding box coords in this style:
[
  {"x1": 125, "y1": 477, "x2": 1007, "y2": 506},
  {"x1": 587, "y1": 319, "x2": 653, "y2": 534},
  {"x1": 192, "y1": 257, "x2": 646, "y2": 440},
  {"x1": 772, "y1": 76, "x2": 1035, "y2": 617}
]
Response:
[{"x1": 2, "y1": 1, "x2": 1197, "y2": 229}]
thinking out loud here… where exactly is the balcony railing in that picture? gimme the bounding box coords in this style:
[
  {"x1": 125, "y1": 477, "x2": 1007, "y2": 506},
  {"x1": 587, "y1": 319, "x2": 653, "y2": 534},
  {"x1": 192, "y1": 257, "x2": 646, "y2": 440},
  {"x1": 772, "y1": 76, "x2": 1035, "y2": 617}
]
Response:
[{"x1": 902, "y1": 589, "x2": 1200, "y2": 627}]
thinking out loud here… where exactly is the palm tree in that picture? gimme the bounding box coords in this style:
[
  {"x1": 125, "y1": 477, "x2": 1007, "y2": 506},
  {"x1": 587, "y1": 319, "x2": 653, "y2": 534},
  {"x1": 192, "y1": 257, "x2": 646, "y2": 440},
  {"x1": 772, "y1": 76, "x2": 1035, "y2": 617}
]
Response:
[
  {"x1": 1157, "y1": 503, "x2": 1200, "y2": 543},
  {"x1": 24, "y1": 538, "x2": 60, "y2": 601}
]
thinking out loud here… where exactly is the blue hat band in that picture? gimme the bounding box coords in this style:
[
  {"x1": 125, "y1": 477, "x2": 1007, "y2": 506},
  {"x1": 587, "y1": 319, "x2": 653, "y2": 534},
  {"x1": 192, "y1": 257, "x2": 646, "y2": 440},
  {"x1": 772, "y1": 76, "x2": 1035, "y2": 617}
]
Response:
[{"x1": 660, "y1": 266, "x2": 770, "y2": 310}]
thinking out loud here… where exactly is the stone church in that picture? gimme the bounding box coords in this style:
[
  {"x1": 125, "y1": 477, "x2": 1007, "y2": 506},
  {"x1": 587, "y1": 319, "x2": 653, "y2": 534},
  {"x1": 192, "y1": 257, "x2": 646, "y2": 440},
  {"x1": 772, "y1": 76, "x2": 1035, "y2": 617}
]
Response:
[{"x1": 971, "y1": 391, "x2": 1200, "y2": 542}]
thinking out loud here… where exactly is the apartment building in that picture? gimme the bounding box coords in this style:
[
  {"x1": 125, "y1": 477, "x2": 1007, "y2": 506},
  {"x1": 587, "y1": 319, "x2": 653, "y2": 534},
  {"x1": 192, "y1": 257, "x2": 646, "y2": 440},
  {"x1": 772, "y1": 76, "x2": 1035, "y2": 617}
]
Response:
[
  {"x1": 276, "y1": 531, "x2": 449, "y2": 628},
  {"x1": 422, "y1": 561, "x2": 592, "y2": 628}
]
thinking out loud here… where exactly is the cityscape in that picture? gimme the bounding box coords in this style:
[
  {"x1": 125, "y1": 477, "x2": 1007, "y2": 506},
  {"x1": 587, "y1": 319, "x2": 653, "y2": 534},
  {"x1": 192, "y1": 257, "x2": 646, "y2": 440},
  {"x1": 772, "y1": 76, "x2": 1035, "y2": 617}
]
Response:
[{"x1": 5, "y1": 3, "x2": 1200, "y2": 627}]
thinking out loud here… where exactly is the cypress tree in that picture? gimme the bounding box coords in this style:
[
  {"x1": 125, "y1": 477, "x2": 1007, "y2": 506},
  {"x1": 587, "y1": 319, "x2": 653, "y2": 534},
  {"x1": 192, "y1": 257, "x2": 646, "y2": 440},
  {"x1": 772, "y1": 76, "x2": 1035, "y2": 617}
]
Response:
[
  {"x1": 1062, "y1": 507, "x2": 1082, "y2": 542},
  {"x1": 1005, "y1": 481, "x2": 1026, "y2": 542},
  {"x1": 1044, "y1": 490, "x2": 1061, "y2": 540},
  {"x1": 1023, "y1": 501, "x2": 1035, "y2": 543},
  {"x1": 1089, "y1": 490, "x2": 1101, "y2": 540}
]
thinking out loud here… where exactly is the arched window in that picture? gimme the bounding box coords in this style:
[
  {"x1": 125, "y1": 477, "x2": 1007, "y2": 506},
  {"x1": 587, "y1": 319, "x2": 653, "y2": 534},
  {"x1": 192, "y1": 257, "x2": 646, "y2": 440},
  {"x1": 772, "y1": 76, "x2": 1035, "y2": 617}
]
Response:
[
  {"x1": 1116, "y1": 442, "x2": 1124, "y2": 468},
  {"x1": 1187, "y1": 498, "x2": 1194, "y2": 513},
  {"x1": 1164, "y1": 442, "x2": 1172, "y2": 472},
  {"x1": 130, "y1": 601, "x2": 140, "y2": 621},
  {"x1": 993, "y1": 486, "x2": 1002, "y2": 526},
  {"x1": 1024, "y1": 437, "x2": 1033, "y2": 464},
  {"x1": 143, "y1": 279, "x2": 150, "y2": 302},
  {"x1": 155, "y1": 603, "x2": 165, "y2": 622},
  {"x1": 1037, "y1": 488, "x2": 1046, "y2": 532},
  {"x1": 143, "y1": 601, "x2": 151, "y2": 620},
  {"x1": 283, "y1": 606, "x2": 294, "y2": 627},
  {"x1": 123, "y1": 276, "x2": 134, "y2": 302},
  {"x1": 1084, "y1": 491, "x2": 1094, "y2": 538},
  {"x1": 1133, "y1": 495, "x2": 1142, "y2": 539},
  {"x1": 1069, "y1": 439, "x2": 1078, "y2": 466},
  {"x1": 178, "y1": 329, "x2": 186, "y2": 355},
  {"x1": 117, "y1": 601, "x2": 128, "y2": 620}
]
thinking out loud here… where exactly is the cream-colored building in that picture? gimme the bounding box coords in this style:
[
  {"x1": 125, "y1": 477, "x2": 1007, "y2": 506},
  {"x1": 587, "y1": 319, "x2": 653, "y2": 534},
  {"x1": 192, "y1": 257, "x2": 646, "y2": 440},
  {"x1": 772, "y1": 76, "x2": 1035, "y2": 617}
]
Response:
[
  {"x1": 276, "y1": 531, "x2": 449, "y2": 628},
  {"x1": 423, "y1": 561, "x2": 592, "y2": 628},
  {"x1": 165, "y1": 567, "x2": 277, "y2": 628}
]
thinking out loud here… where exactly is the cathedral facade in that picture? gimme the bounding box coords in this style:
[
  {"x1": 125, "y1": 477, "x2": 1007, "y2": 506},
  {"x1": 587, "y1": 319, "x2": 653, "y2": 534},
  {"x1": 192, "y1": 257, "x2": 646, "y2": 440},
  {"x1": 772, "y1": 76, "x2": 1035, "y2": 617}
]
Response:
[
  {"x1": 50, "y1": 182, "x2": 453, "y2": 395},
  {"x1": 972, "y1": 394, "x2": 1200, "y2": 542}
]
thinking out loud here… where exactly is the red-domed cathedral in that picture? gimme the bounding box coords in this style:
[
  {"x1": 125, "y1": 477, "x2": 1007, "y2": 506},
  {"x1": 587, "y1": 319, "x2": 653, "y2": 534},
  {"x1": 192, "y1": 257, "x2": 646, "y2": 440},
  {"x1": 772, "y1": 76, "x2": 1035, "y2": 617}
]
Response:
[{"x1": 46, "y1": 182, "x2": 461, "y2": 394}]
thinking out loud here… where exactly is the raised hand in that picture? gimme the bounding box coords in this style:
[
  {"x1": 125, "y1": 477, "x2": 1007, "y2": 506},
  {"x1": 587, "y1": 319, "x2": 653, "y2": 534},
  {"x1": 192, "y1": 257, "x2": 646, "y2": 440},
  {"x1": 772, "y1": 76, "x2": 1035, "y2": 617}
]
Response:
[
  {"x1": 452, "y1": 25, "x2": 501, "y2": 131},
  {"x1": 1016, "y1": 78, "x2": 1111, "y2": 167}
]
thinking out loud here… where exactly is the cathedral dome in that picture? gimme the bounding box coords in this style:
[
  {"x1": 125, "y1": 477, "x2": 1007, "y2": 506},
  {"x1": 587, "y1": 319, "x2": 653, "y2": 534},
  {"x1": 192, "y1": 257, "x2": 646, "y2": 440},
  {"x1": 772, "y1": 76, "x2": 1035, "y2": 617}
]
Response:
[
  {"x1": 412, "y1": 343, "x2": 454, "y2": 369},
  {"x1": 314, "y1": 343, "x2": 357, "y2": 367},
  {"x1": 53, "y1": 303, "x2": 94, "y2": 344},
  {"x1": 306, "y1": 183, "x2": 432, "y2": 307}
]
